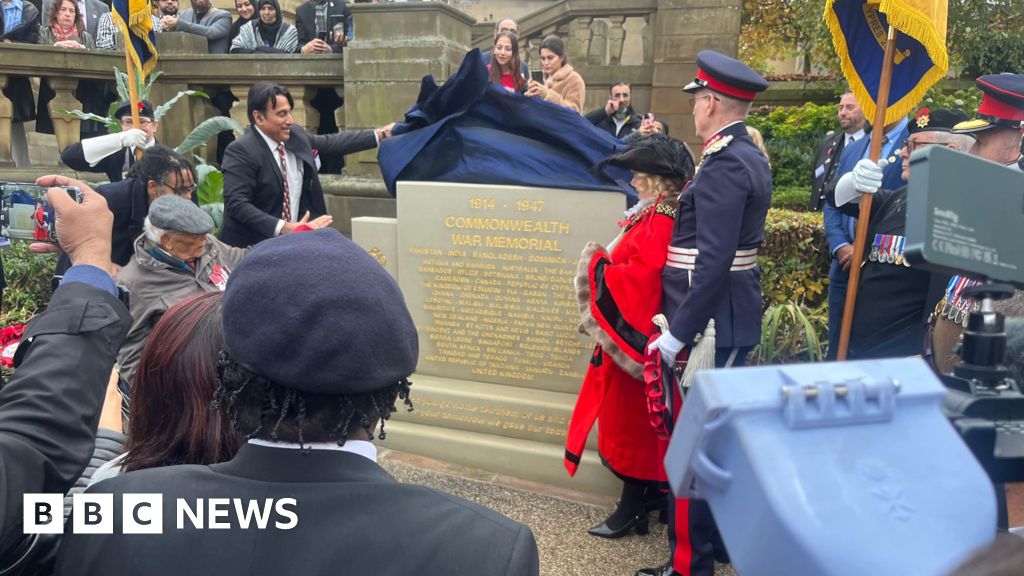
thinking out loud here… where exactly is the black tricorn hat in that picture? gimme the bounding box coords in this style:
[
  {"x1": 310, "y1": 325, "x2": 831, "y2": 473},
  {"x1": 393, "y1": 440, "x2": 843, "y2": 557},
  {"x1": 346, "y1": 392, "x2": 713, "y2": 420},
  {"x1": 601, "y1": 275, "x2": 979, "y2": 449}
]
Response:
[{"x1": 595, "y1": 134, "x2": 696, "y2": 185}]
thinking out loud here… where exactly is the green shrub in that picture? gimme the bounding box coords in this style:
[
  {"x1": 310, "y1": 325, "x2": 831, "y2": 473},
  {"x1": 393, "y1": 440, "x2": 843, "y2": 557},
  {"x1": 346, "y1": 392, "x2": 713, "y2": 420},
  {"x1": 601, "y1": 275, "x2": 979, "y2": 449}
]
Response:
[
  {"x1": 2, "y1": 242, "x2": 56, "y2": 327},
  {"x1": 748, "y1": 102, "x2": 838, "y2": 189},
  {"x1": 920, "y1": 86, "x2": 981, "y2": 118},
  {"x1": 772, "y1": 185, "x2": 810, "y2": 211},
  {"x1": 759, "y1": 208, "x2": 829, "y2": 309}
]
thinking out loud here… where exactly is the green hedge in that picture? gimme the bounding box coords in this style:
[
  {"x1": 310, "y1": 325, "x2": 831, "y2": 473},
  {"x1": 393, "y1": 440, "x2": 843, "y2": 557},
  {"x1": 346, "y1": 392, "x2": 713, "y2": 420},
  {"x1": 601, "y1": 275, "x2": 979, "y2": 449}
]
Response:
[
  {"x1": 772, "y1": 185, "x2": 810, "y2": 211},
  {"x1": 753, "y1": 208, "x2": 829, "y2": 363},
  {"x1": 759, "y1": 208, "x2": 829, "y2": 309},
  {"x1": 748, "y1": 102, "x2": 837, "y2": 190}
]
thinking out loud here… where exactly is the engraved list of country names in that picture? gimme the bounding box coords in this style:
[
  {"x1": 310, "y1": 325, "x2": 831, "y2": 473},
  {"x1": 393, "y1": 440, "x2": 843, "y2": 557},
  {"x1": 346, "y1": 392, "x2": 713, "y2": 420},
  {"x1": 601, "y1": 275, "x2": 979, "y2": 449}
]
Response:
[{"x1": 396, "y1": 182, "x2": 624, "y2": 394}]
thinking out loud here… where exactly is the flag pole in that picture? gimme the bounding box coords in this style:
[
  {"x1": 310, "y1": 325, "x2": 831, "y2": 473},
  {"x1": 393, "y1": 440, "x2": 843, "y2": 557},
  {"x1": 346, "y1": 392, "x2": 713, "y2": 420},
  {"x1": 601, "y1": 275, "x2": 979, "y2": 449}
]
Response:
[
  {"x1": 837, "y1": 25, "x2": 898, "y2": 360},
  {"x1": 121, "y1": 24, "x2": 144, "y2": 161}
]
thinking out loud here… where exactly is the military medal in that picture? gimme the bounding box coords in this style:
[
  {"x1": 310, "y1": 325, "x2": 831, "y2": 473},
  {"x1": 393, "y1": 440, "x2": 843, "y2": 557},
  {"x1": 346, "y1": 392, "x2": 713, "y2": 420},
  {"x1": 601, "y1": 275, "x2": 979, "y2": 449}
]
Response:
[
  {"x1": 869, "y1": 234, "x2": 881, "y2": 262},
  {"x1": 894, "y1": 236, "x2": 905, "y2": 266}
]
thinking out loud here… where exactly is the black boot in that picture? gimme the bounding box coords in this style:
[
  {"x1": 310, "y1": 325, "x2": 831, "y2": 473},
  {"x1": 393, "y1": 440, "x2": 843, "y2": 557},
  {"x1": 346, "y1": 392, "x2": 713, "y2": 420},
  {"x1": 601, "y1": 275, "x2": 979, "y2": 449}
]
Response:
[
  {"x1": 643, "y1": 485, "x2": 669, "y2": 524},
  {"x1": 634, "y1": 564, "x2": 680, "y2": 576},
  {"x1": 588, "y1": 480, "x2": 648, "y2": 539}
]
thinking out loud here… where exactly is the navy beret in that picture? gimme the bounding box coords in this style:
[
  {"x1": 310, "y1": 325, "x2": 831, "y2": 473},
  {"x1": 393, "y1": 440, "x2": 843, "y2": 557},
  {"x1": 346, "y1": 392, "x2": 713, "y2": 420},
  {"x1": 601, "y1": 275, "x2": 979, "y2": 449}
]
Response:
[
  {"x1": 908, "y1": 108, "x2": 968, "y2": 135},
  {"x1": 682, "y1": 50, "x2": 768, "y2": 101},
  {"x1": 114, "y1": 100, "x2": 155, "y2": 120},
  {"x1": 222, "y1": 228, "x2": 419, "y2": 395}
]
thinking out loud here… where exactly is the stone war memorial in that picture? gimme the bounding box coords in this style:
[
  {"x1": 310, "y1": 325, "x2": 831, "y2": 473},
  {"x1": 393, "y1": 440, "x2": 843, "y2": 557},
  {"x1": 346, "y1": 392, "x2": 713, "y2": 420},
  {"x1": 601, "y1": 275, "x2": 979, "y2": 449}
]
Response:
[{"x1": 354, "y1": 182, "x2": 625, "y2": 494}]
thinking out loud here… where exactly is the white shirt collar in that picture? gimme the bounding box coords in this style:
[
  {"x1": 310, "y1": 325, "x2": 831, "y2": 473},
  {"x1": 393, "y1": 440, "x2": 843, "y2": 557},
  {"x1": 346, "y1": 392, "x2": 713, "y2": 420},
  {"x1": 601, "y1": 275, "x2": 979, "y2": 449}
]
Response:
[
  {"x1": 247, "y1": 438, "x2": 378, "y2": 462},
  {"x1": 255, "y1": 126, "x2": 284, "y2": 154},
  {"x1": 846, "y1": 128, "x2": 865, "y2": 144}
]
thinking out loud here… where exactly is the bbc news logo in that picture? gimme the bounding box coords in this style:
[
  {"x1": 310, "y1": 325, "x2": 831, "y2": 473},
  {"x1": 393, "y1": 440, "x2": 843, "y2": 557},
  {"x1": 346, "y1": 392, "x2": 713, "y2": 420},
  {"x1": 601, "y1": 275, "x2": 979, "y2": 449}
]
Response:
[{"x1": 24, "y1": 494, "x2": 298, "y2": 534}]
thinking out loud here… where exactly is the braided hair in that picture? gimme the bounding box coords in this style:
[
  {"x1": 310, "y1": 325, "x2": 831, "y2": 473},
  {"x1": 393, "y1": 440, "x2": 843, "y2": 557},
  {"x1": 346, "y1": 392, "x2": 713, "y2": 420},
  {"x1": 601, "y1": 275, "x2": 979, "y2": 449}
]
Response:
[{"x1": 211, "y1": 351, "x2": 414, "y2": 447}]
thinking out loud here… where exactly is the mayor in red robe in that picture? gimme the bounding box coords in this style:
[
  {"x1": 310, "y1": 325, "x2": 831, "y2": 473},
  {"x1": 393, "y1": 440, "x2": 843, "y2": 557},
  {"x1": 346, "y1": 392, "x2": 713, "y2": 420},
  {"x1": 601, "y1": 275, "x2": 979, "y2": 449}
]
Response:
[{"x1": 565, "y1": 134, "x2": 695, "y2": 539}]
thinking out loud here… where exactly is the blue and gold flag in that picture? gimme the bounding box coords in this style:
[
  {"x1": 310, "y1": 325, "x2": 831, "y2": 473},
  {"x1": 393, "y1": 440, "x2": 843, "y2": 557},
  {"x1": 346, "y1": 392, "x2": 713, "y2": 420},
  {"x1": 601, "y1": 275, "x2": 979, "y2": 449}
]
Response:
[
  {"x1": 825, "y1": 0, "x2": 948, "y2": 125},
  {"x1": 112, "y1": 0, "x2": 158, "y2": 77}
]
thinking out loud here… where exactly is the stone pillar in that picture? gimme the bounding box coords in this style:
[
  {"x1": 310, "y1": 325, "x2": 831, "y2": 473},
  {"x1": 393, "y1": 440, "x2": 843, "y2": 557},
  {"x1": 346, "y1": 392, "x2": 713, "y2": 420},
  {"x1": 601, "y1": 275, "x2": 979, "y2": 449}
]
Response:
[
  {"x1": 0, "y1": 76, "x2": 13, "y2": 165},
  {"x1": 651, "y1": 0, "x2": 741, "y2": 151},
  {"x1": 332, "y1": 86, "x2": 345, "y2": 131},
  {"x1": 608, "y1": 16, "x2": 627, "y2": 66},
  {"x1": 45, "y1": 78, "x2": 82, "y2": 154},
  {"x1": 344, "y1": 3, "x2": 474, "y2": 178},
  {"x1": 568, "y1": 17, "x2": 593, "y2": 64},
  {"x1": 283, "y1": 84, "x2": 318, "y2": 134},
  {"x1": 229, "y1": 84, "x2": 251, "y2": 129}
]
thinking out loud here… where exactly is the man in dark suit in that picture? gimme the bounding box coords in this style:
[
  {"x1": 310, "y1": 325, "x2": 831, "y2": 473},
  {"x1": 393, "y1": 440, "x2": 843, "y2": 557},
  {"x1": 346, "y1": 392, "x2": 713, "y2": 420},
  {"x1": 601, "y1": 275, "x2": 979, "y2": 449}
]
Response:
[
  {"x1": 810, "y1": 91, "x2": 865, "y2": 211},
  {"x1": 585, "y1": 82, "x2": 644, "y2": 140},
  {"x1": 645, "y1": 50, "x2": 771, "y2": 576},
  {"x1": 219, "y1": 82, "x2": 391, "y2": 248},
  {"x1": 0, "y1": 176, "x2": 131, "y2": 560},
  {"x1": 55, "y1": 227, "x2": 540, "y2": 576},
  {"x1": 60, "y1": 100, "x2": 158, "y2": 183},
  {"x1": 823, "y1": 113, "x2": 908, "y2": 358}
]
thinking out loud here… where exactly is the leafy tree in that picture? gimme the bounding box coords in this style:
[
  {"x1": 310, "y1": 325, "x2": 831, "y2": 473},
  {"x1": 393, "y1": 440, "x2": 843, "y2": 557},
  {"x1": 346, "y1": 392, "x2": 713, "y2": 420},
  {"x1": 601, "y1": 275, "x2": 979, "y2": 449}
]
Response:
[
  {"x1": 740, "y1": 0, "x2": 837, "y2": 74},
  {"x1": 741, "y1": 0, "x2": 1024, "y2": 77}
]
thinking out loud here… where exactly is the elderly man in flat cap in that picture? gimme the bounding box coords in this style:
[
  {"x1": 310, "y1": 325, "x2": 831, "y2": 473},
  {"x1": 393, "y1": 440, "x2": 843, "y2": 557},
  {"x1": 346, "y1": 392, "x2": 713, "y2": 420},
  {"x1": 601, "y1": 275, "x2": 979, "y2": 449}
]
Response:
[
  {"x1": 56, "y1": 228, "x2": 540, "y2": 576},
  {"x1": 115, "y1": 194, "x2": 250, "y2": 386},
  {"x1": 642, "y1": 49, "x2": 771, "y2": 576}
]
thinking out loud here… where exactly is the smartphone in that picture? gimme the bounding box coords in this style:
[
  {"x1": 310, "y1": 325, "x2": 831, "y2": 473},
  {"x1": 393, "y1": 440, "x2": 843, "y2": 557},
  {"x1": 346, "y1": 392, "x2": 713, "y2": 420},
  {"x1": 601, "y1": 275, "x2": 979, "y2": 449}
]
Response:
[
  {"x1": 530, "y1": 70, "x2": 544, "y2": 83},
  {"x1": 0, "y1": 182, "x2": 82, "y2": 245},
  {"x1": 643, "y1": 112, "x2": 655, "y2": 126}
]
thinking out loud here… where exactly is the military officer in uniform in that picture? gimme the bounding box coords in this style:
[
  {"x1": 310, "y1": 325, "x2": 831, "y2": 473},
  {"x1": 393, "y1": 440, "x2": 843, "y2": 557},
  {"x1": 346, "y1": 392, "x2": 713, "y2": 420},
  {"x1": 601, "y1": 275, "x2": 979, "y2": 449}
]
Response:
[
  {"x1": 929, "y1": 74, "x2": 1024, "y2": 374},
  {"x1": 643, "y1": 50, "x2": 771, "y2": 576},
  {"x1": 828, "y1": 108, "x2": 974, "y2": 360},
  {"x1": 60, "y1": 101, "x2": 159, "y2": 183}
]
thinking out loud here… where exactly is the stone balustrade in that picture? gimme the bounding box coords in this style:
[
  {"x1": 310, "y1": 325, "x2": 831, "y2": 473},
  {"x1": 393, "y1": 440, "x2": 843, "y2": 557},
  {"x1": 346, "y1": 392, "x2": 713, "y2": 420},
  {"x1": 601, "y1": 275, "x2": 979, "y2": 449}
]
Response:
[{"x1": 0, "y1": 35, "x2": 344, "y2": 166}]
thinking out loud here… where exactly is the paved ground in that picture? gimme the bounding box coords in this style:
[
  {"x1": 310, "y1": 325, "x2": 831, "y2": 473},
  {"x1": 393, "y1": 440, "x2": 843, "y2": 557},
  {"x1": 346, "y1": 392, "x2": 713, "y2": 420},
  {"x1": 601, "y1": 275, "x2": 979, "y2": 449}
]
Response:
[{"x1": 379, "y1": 449, "x2": 735, "y2": 576}]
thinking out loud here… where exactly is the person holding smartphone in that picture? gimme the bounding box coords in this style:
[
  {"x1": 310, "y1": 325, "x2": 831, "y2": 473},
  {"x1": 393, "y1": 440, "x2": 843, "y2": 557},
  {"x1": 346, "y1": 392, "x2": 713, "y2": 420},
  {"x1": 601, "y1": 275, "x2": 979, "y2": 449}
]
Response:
[
  {"x1": 585, "y1": 82, "x2": 644, "y2": 139},
  {"x1": 524, "y1": 35, "x2": 585, "y2": 113},
  {"x1": 296, "y1": 0, "x2": 351, "y2": 54}
]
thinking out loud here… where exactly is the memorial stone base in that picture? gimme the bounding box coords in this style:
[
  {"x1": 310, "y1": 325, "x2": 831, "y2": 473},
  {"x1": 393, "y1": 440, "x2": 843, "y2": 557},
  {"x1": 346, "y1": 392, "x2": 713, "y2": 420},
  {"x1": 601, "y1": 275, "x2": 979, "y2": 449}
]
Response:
[{"x1": 353, "y1": 181, "x2": 629, "y2": 495}]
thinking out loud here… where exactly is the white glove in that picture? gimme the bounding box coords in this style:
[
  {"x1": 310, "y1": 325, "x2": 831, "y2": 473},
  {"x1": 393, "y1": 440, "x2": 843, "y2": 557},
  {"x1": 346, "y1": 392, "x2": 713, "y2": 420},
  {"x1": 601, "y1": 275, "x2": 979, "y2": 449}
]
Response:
[
  {"x1": 119, "y1": 128, "x2": 149, "y2": 149},
  {"x1": 81, "y1": 129, "x2": 148, "y2": 165},
  {"x1": 647, "y1": 330, "x2": 685, "y2": 364},
  {"x1": 852, "y1": 157, "x2": 888, "y2": 194},
  {"x1": 834, "y1": 158, "x2": 889, "y2": 207}
]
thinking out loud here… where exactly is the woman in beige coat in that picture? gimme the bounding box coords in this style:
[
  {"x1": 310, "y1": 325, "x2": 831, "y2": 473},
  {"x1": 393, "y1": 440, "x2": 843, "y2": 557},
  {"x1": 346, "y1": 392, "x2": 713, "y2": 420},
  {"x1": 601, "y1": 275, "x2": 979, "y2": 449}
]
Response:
[{"x1": 526, "y1": 35, "x2": 586, "y2": 113}]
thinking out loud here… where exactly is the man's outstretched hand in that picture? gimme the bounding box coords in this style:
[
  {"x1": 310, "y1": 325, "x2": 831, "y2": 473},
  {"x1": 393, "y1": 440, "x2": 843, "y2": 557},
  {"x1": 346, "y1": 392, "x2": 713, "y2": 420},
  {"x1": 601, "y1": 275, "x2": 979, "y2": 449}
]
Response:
[{"x1": 34, "y1": 176, "x2": 114, "y2": 277}]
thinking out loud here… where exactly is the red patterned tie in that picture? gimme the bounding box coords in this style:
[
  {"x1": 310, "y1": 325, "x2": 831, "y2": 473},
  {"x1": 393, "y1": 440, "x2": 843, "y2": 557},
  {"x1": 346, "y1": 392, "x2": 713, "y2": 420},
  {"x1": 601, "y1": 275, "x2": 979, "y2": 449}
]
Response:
[{"x1": 277, "y1": 143, "x2": 292, "y2": 221}]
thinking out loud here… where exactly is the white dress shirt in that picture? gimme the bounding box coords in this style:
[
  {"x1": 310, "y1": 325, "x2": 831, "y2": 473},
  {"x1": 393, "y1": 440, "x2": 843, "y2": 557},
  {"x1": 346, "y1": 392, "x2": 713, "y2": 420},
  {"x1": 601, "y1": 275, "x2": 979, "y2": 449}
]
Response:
[
  {"x1": 255, "y1": 127, "x2": 304, "y2": 235},
  {"x1": 247, "y1": 438, "x2": 378, "y2": 462}
]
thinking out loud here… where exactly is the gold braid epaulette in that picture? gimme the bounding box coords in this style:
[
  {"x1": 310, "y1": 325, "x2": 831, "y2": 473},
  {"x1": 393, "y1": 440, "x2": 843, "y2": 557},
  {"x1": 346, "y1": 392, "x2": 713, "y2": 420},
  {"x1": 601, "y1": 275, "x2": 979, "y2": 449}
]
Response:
[{"x1": 654, "y1": 202, "x2": 676, "y2": 219}]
